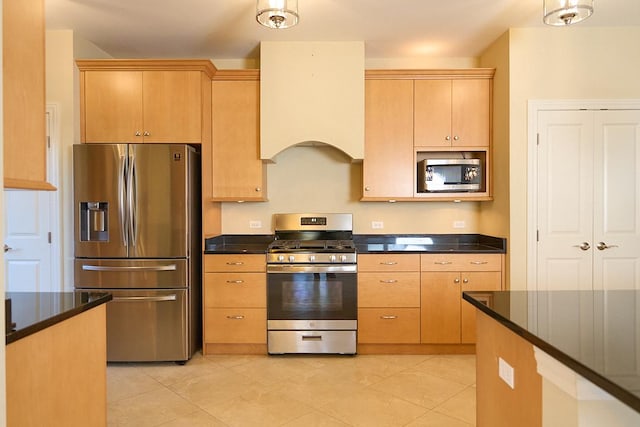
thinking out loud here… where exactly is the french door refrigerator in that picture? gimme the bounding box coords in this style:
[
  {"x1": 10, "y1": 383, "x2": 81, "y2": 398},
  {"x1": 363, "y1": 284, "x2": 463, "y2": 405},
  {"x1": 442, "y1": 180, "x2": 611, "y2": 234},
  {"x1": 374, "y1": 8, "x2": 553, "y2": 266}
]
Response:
[{"x1": 73, "y1": 144, "x2": 201, "y2": 363}]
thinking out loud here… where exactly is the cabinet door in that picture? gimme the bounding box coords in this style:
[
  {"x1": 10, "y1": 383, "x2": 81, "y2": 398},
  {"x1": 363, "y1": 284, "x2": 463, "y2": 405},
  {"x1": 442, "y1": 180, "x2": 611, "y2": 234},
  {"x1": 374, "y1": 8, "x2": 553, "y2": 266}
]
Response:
[
  {"x1": 421, "y1": 271, "x2": 461, "y2": 343},
  {"x1": 363, "y1": 80, "x2": 414, "y2": 199},
  {"x1": 83, "y1": 71, "x2": 144, "y2": 143},
  {"x1": 143, "y1": 71, "x2": 202, "y2": 143},
  {"x1": 3, "y1": 0, "x2": 49, "y2": 189},
  {"x1": 451, "y1": 79, "x2": 490, "y2": 148},
  {"x1": 211, "y1": 80, "x2": 265, "y2": 200},
  {"x1": 414, "y1": 80, "x2": 452, "y2": 147},
  {"x1": 460, "y1": 271, "x2": 502, "y2": 343}
]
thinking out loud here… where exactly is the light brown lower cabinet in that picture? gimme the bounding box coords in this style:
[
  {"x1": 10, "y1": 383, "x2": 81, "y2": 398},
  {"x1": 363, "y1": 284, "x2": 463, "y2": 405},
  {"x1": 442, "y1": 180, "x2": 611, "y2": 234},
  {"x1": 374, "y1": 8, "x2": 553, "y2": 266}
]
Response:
[
  {"x1": 6, "y1": 305, "x2": 107, "y2": 426},
  {"x1": 420, "y1": 253, "x2": 504, "y2": 345},
  {"x1": 203, "y1": 254, "x2": 266, "y2": 354}
]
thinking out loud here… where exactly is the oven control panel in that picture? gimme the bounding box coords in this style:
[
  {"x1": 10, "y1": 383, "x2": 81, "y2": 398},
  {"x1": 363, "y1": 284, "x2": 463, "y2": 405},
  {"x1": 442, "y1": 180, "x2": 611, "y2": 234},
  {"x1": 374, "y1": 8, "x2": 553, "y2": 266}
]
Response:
[{"x1": 267, "y1": 253, "x2": 357, "y2": 264}]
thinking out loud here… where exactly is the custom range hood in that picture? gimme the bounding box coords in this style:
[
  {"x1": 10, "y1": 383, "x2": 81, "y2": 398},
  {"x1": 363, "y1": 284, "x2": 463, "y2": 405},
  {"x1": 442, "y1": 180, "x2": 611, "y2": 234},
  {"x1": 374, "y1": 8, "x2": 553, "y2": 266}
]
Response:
[{"x1": 260, "y1": 41, "x2": 365, "y2": 161}]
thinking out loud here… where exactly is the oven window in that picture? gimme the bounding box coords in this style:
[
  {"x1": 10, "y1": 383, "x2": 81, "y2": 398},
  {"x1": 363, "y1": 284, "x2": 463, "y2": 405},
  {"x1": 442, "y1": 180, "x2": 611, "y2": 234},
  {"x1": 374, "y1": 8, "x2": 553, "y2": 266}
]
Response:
[
  {"x1": 282, "y1": 279, "x2": 343, "y2": 311},
  {"x1": 268, "y1": 272, "x2": 357, "y2": 320}
]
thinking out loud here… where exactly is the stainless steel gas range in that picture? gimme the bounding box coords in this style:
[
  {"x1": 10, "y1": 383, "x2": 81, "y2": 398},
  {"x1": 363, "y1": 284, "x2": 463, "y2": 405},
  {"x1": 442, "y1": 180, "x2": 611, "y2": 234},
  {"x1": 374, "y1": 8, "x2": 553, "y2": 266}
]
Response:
[{"x1": 266, "y1": 213, "x2": 357, "y2": 355}]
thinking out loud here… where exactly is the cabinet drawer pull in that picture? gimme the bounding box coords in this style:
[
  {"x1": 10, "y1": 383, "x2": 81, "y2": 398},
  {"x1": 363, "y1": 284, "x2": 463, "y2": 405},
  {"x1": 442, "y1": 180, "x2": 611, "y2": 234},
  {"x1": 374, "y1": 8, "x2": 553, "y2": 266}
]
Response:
[
  {"x1": 470, "y1": 261, "x2": 488, "y2": 265},
  {"x1": 380, "y1": 315, "x2": 398, "y2": 320},
  {"x1": 226, "y1": 280, "x2": 245, "y2": 284},
  {"x1": 226, "y1": 262, "x2": 244, "y2": 266},
  {"x1": 380, "y1": 279, "x2": 398, "y2": 284},
  {"x1": 463, "y1": 278, "x2": 469, "y2": 283},
  {"x1": 380, "y1": 261, "x2": 398, "y2": 265},
  {"x1": 226, "y1": 315, "x2": 245, "y2": 320},
  {"x1": 434, "y1": 261, "x2": 452, "y2": 265},
  {"x1": 454, "y1": 278, "x2": 460, "y2": 284}
]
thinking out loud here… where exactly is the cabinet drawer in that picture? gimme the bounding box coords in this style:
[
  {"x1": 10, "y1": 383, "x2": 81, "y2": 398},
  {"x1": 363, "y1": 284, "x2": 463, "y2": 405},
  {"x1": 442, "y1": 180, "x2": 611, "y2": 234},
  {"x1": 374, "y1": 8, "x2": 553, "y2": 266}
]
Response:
[
  {"x1": 358, "y1": 254, "x2": 420, "y2": 272},
  {"x1": 204, "y1": 254, "x2": 266, "y2": 272},
  {"x1": 204, "y1": 308, "x2": 266, "y2": 343},
  {"x1": 358, "y1": 308, "x2": 420, "y2": 344},
  {"x1": 358, "y1": 272, "x2": 420, "y2": 307},
  {"x1": 420, "y1": 253, "x2": 501, "y2": 271},
  {"x1": 204, "y1": 273, "x2": 266, "y2": 308}
]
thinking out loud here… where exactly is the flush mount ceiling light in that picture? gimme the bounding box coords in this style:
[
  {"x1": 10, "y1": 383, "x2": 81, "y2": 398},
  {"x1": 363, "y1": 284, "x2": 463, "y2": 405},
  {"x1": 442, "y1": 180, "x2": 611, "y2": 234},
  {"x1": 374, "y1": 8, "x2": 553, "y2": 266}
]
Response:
[
  {"x1": 543, "y1": 0, "x2": 594, "y2": 26},
  {"x1": 256, "y1": 0, "x2": 299, "y2": 29}
]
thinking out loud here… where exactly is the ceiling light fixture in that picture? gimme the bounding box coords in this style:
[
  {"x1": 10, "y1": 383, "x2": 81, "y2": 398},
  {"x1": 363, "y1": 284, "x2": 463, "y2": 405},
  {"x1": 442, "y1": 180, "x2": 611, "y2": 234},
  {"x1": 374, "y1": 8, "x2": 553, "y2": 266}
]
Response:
[
  {"x1": 543, "y1": 0, "x2": 593, "y2": 26},
  {"x1": 256, "y1": 0, "x2": 299, "y2": 29}
]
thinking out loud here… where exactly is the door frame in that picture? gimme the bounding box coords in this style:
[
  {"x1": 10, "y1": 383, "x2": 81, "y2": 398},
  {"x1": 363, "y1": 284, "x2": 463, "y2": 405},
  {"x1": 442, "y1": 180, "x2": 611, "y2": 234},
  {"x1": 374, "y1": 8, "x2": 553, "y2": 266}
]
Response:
[
  {"x1": 46, "y1": 103, "x2": 62, "y2": 291},
  {"x1": 527, "y1": 99, "x2": 640, "y2": 291}
]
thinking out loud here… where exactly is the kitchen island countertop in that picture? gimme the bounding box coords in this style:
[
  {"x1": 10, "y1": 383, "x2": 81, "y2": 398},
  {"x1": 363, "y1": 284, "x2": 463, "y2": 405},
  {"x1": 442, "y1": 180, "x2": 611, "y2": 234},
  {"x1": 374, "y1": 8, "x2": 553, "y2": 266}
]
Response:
[
  {"x1": 204, "y1": 233, "x2": 506, "y2": 254},
  {"x1": 464, "y1": 290, "x2": 640, "y2": 414},
  {"x1": 6, "y1": 291, "x2": 112, "y2": 344}
]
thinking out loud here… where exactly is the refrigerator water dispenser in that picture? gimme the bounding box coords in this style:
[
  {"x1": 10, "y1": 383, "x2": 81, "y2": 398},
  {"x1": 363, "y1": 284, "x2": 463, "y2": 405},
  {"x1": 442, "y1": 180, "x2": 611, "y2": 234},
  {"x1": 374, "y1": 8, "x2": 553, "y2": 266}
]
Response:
[{"x1": 80, "y1": 201, "x2": 109, "y2": 242}]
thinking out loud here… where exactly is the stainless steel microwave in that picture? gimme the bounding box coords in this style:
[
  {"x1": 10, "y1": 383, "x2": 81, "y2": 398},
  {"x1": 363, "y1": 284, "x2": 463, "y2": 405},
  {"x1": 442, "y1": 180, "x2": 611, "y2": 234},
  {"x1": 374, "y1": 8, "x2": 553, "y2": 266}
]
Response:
[{"x1": 418, "y1": 158, "x2": 482, "y2": 192}]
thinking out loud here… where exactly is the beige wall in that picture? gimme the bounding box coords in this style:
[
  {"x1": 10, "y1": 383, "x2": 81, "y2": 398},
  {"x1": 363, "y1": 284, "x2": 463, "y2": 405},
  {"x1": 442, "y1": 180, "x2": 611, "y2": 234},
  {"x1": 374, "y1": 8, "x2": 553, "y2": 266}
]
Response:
[
  {"x1": 480, "y1": 26, "x2": 640, "y2": 289},
  {"x1": 45, "y1": 30, "x2": 111, "y2": 290}
]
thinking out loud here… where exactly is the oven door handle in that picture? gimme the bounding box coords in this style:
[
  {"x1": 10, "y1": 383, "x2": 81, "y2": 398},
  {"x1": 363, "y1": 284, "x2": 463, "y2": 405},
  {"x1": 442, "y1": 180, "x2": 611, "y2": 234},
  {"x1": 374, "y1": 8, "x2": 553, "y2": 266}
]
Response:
[{"x1": 267, "y1": 264, "x2": 357, "y2": 274}]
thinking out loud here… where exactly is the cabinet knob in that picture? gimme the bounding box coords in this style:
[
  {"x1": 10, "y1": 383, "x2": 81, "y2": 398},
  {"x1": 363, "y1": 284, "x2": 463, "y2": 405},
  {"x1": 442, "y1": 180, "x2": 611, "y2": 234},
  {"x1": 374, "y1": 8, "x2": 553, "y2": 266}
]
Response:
[
  {"x1": 365, "y1": 186, "x2": 371, "y2": 191},
  {"x1": 255, "y1": 187, "x2": 261, "y2": 192},
  {"x1": 454, "y1": 278, "x2": 460, "y2": 284},
  {"x1": 143, "y1": 131, "x2": 150, "y2": 136},
  {"x1": 445, "y1": 136, "x2": 451, "y2": 141},
  {"x1": 463, "y1": 278, "x2": 469, "y2": 284},
  {"x1": 135, "y1": 131, "x2": 142, "y2": 137},
  {"x1": 453, "y1": 136, "x2": 459, "y2": 141}
]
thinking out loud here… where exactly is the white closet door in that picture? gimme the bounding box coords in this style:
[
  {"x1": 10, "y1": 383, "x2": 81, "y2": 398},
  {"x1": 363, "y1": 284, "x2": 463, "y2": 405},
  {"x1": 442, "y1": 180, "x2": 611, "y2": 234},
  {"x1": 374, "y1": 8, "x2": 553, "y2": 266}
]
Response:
[
  {"x1": 537, "y1": 110, "x2": 594, "y2": 291},
  {"x1": 593, "y1": 111, "x2": 640, "y2": 291}
]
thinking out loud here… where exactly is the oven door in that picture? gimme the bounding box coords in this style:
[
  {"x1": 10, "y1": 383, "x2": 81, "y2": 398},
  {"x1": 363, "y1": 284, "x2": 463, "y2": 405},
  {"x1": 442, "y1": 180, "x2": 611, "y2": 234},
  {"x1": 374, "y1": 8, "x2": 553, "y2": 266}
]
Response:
[{"x1": 267, "y1": 265, "x2": 357, "y2": 329}]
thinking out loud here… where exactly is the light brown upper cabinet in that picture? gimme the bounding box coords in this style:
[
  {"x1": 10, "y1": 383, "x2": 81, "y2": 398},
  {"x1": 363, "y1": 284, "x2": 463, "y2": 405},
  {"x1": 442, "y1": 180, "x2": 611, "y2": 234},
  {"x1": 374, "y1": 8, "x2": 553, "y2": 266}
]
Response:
[
  {"x1": 3, "y1": 0, "x2": 54, "y2": 190},
  {"x1": 362, "y1": 69, "x2": 494, "y2": 202},
  {"x1": 77, "y1": 60, "x2": 216, "y2": 144},
  {"x1": 362, "y1": 79, "x2": 414, "y2": 200},
  {"x1": 210, "y1": 70, "x2": 266, "y2": 202},
  {"x1": 414, "y1": 78, "x2": 491, "y2": 148}
]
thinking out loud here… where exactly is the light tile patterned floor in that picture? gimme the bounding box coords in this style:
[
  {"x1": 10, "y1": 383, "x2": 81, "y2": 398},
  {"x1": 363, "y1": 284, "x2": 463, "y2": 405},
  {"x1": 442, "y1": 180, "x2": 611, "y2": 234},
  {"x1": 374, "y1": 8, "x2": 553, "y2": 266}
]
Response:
[{"x1": 107, "y1": 353, "x2": 476, "y2": 426}]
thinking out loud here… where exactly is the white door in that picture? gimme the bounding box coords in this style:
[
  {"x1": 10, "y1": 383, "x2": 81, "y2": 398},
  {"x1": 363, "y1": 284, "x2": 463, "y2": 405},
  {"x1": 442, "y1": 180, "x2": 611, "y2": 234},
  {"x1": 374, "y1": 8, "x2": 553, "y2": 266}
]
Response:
[
  {"x1": 592, "y1": 111, "x2": 640, "y2": 291},
  {"x1": 4, "y1": 109, "x2": 58, "y2": 292},
  {"x1": 536, "y1": 110, "x2": 594, "y2": 291},
  {"x1": 536, "y1": 109, "x2": 640, "y2": 291}
]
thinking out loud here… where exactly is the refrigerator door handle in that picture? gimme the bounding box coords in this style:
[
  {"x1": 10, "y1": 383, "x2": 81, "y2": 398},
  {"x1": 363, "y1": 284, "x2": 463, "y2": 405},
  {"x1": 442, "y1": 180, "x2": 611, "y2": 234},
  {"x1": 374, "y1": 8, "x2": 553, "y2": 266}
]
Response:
[
  {"x1": 112, "y1": 295, "x2": 178, "y2": 302},
  {"x1": 81, "y1": 264, "x2": 178, "y2": 272},
  {"x1": 118, "y1": 149, "x2": 128, "y2": 247},
  {"x1": 127, "y1": 146, "x2": 137, "y2": 248}
]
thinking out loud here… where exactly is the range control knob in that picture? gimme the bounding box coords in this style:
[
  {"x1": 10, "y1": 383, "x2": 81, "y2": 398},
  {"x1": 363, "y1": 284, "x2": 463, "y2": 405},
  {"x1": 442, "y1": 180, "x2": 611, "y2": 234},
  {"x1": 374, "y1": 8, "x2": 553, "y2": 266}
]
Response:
[
  {"x1": 340, "y1": 255, "x2": 348, "y2": 262},
  {"x1": 309, "y1": 255, "x2": 316, "y2": 262},
  {"x1": 278, "y1": 255, "x2": 285, "y2": 262},
  {"x1": 329, "y1": 255, "x2": 337, "y2": 262},
  {"x1": 288, "y1": 255, "x2": 295, "y2": 263}
]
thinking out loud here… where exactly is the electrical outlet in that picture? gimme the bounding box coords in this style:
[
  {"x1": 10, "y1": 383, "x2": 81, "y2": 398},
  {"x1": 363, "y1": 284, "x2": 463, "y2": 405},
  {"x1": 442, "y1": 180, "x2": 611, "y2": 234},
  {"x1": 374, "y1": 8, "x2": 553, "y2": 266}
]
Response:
[
  {"x1": 371, "y1": 221, "x2": 384, "y2": 229},
  {"x1": 249, "y1": 220, "x2": 262, "y2": 229},
  {"x1": 498, "y1": 357, "x2": 515, "y2": 389},
  {"x1": 453, "y1": 220, "x2": 466, "y2": 229}
]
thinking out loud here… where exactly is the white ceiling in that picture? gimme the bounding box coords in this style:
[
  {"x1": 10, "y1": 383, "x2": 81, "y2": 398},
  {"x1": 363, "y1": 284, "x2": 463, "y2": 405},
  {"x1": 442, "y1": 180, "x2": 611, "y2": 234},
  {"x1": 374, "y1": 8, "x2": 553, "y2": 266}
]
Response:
[{"x1": 45, "y1": 0, "x2": 640, "y2": 61}]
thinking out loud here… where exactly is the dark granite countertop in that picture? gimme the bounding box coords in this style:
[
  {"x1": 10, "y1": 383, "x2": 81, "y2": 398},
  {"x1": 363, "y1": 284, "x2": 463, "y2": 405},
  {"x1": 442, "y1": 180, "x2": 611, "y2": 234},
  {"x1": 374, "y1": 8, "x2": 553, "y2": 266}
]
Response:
[
  {"x1": 354, "y1": 234, "x2": 506, "y2": 254},
  {"x1": 6, "y1": 291, "x2": 112, "y2": 345},
  {"x1": 463, "y1": 290, "x2": 640, "y2": 413},
  {"x1": 204, "y1": 233, "x2": 506, "y2": 254}
]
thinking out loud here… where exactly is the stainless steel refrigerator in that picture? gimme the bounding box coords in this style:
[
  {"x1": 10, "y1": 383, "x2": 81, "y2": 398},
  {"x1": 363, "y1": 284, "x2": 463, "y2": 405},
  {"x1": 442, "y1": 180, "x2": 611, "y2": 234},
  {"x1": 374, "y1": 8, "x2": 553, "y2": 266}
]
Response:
[{"x1": 73, "y1": 144, "x2": 201, "y2": 363}]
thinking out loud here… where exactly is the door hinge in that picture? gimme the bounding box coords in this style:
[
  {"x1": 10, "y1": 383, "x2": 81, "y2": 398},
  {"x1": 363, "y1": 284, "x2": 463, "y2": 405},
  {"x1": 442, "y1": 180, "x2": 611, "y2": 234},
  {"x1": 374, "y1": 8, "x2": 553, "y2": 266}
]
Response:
[
  {"x1": 48, "y1": 232, "x2": 52, "y2": 244},
  {"x1": 536, "y1": 230, "x2": 539, "y2": 242},
  {"x1": 536, "y1": 133, "x2": 540, "y2": 146},
  {"x1": 47, "y1": 135, "x2": 51, "y2": 148}
]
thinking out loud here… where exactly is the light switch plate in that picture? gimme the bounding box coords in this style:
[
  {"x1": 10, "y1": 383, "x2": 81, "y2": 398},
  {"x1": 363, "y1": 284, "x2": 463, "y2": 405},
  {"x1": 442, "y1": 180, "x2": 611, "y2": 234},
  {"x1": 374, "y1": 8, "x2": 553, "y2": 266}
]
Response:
[
  {"x1": 249, "y1": 220, "x2": 262, "y2": 229},
  {"x1": 498, "y1": 357, "x2": 515, "y2": 389},
  {"x1": 453, "y1": 220, "x2": 466, "y2": 229},
  {"x1": 371, "y1": 221, "x2": 384, "y2": 229}
]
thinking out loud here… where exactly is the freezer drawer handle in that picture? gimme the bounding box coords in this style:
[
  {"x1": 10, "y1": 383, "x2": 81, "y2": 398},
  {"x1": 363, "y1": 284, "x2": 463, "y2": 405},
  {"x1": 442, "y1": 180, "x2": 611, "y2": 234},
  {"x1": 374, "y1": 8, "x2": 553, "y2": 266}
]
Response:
[
  {"x1": 81, "y1": 264, "x2": 178, "y2": 272},
  {"x1": 112, "y1": 295, "x2": 177, "y2": 302},
  {"x1": 301, "y1": 335, "x2": 323, "y2": 341}
]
